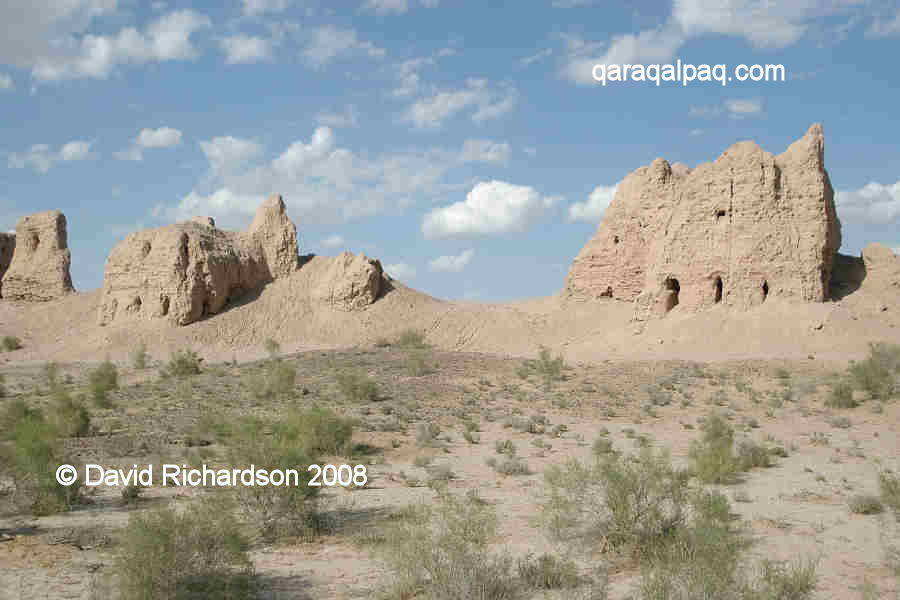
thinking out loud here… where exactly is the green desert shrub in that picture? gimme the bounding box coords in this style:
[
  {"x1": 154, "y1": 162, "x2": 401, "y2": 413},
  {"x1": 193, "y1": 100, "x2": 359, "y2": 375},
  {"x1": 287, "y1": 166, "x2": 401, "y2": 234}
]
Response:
[
  {"x1": 825, "y1": 380, "x2": 857, "y2": 408},
  {"x1": 43, "y1": 361, "x2": 60, "y2": 390},
  {"x1": 491, "y1": 456, "x2": 531, "y2": 476},
  {"x1": 336, "y1": 371, "x2": 379, "y2": 402},
  {"x1": 517, "y1": 553, "x2": 580, "y2": 589},
  {"x1": 225, "y1": 418, "x2": 320, "y2": 540},
  {"x1": 848, "y1": 342, "x2": 900, "y2": 400},
  {"x1": 132, "y1": 342, "x2": 150, "y2": 370},
  {"x1": 51, "y1": 387, "x2": 91, "y2": 438},
  {"x1": 689, "y1": 412, "x2": 739, "y2": 484},
  {"x1": 382, "y1": 490, "x2": 518, "y2": 600},
  {"x1": 263, "y1": 338, "x2": 281, "y2": 358},
  {"x1": 2, "y1": 335, "x2": 22, "y2": 351},
  {"x1": 848, "y1": 494, "x2": 884, "y2": 515},
  {"x1": 280, "y1": 406, "x2": 355, "y2": 457},
  {"x1": 88, "y1": 360, "x2": 119, "y2": 406},
  {"x1": 250, "y1": 361, "x2": 297, "y2": 399},
  {"x1": 541, "y1": 447, "x2": 697, "y2": 561},
  {"x1": 395, "y1": 328, "x2": 429, "y2": 349},
  {"x1": 880, "y1": 470, "x2": 900, "y2": 516},
  {"x1": 416, "y1": 421, "x2": 442, "y2": 447},
  {"x1": 164, "y1": 349, "x2": 202, "y2": 378},
  {"x1": 735, "y1": 438, "x2": 775, "y2": 471},
  {"x1": 116, "y1": 495, "x2": 255, "y2": 600},
  {"x1": 0, "y1": 399, "x2": 81, "y2": 515},
  {"x1": 406, "y1": 352, "x2": 433, "y2": 377}
]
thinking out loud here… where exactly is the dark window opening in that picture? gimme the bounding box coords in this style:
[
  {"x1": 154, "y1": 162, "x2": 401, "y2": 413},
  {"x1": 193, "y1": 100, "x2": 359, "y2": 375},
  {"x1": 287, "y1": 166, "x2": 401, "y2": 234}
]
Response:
[
  {"x1": 613, "y1": 235, "x2": 620, "y2": 244},
  {"x1": 714, "y1": 277, "x2": 723, "y2": 304},
  {"x1": 601, "y1": 286, "x2": 612, "y2": 298},
  {"x1": 716, "y1": 209, "x2": 727, "y2": 219},
  {"x1": 664, "y1": 277, "x2": 680, "y2": 312},
  {"x1": 762, "y1": 281, "x2": 769, "y2": 301},
  {"x1": 28, "y1": 233, "x2": 40, "y2": 252},
  {"x1": 141, "y1": 241, "x2": 152, "y2": 258},
  {"x1": 161, "y1": 296, "x2": 170, "y2": 316}
]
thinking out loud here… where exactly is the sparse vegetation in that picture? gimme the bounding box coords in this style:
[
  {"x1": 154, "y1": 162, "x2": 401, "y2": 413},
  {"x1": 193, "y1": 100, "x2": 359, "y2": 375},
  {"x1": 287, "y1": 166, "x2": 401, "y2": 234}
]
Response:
[
  {"x1": 88, "y1": 359, "x2": 119, "y2": 406},
  {"x1": 0, "y1": 399, "x2": 81, "y2": 515},
  {"x1": 224, "y1": 416, "x2": 320, "y2": 540},
  {"x1": 164, "y1": 349, "x2": 202, "y2": 378},
  {"x1": 132, "y1": 342, "x2": 150, "y2": 370},
  {"x1": 381, "y1": 490, "x2": 519, "y2": 600},
  {"x1": 2, "y1": 335, "x2": 22, "y2": 352},
  {"x1": 848, "y1": 494, "x2": 884, "y2": 515},
  {"x1": 263, "y1": 338, "x2": 281, "y2": 358},
  {"x1": 517, "y1": 553, "x2": 580, "y2": 589},
  {"x1": 336, "y1": 371, "x2": 379, "y2": 402},
  {"x1": 116, "y1": 495, "x2": 255, "y2": 600},
  {"x1": 880, "y1": 471, "x2": 900, "y2": 516},
  {"x1": 51, "y1": 386, "x2": 91, "y2": 437}
]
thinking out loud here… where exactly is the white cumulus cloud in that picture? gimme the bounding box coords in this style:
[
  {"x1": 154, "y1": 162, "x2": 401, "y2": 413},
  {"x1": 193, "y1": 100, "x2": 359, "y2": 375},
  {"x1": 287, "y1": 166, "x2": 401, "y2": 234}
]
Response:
[
  {"x1": 428, "y1": 249, "x2": 474, "y2": 273},
  {"x1": 220, "y1": 34, "x2": 274, "y2": 64},
  {"x1": 302, "y1": 26, "x2": 385, "y2": 68},
  {"x1": 320, "y1": 234, "x2": 345, "y2": 248},
  {"x1": 316, "y1": 105, "x2": 359, "y2": 128},
  {"x1": 689, "y1": 98, "x2": 763, "y2": 119},
  {"x1": 117, "y1": 126, "x2": 182, "y2": 161},
  {"x1": 199, "y1": 136, "x2": 262, "y2": 174},
  {"x1": 386, "y1": 262, "x2": 417, "y2": 279},
  {"x1": 836, "y1": 181, "x2": 900, "y2": 224},
  {"x1": 422, "y1": 180, "x2": 560, "y2": 238},
  {"x1": 404, "y1": 78, "x2": 517, "y2": 129},
  {"x1": 30, "y1": 10, "x2": 211, "y2": 82},
  {"x1": 361, "y1": 0, "x2": 408, "y2": 15},
  {"x1": 136, "y1": 126, "x2": 182, "y2": 148},
  {"x1": 9, "y1": 140, "x2": 94, "y2": 173},
  {"x1": 155, "y1": 127, "x2": 466, "y2": 228},
  {"x1": 60, "y1": 140, "x2": 93, "y2": 161},
  {"x1": 242, "y1": 0, "x2": 292, "y2": 15},
  {"x1": 568, "y1": 184, "x2": 617, "y2": 223},
  {"x1": 459, "y1": 139, "x2": 510, "y2": 164}
]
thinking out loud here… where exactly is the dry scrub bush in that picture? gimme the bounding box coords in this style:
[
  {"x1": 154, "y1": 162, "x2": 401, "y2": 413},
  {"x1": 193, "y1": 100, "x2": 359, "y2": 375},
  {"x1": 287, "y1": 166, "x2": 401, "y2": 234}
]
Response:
[
  {"x1": 881, "y1": 471, "x2": 900, "y2": 517},
  {"x1": 249, "y1": 360, "x2": 297, "y2": 399},
  {"x1": 689, "y1": 413, "x2": 774, "y2": 484},
  {"x1": 540, "y1": 446, "x2": 816, "y2": 600},
  {"x1": 222, "y1": 407, "x2": 354, "y2": 540},
  {"x1": 163, "y1": 349, "x2": 202, "y2": 378},
  {"x1": 88, "y1": 360, "x2": 118, "y2": 407},
  {"x1": 382, "y1": 490, "x2": 519, "y2": 600},
  {"x1": 516, "y1": 553, "x2": 580, "y2": 590},
  {"x1": 131, "y1": 342, "x2": 149, "y2": 370},
  {"x1": 0, "y1": 399, "x2": 81, "y2": 515},
  {"x1": 336, "y1": 371, "x2": 379, "y2": 402},
  {"x1": 2, "y1": 335, "x2": 22, "y2": 351},
  {"x1": 116, "y1": 495, "x2": 255, "y2": 600}
]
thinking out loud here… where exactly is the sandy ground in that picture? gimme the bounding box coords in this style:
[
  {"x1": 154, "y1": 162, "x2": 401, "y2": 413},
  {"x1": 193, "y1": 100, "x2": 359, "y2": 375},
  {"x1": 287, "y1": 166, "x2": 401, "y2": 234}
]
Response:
[{"x1": 0, "y1": 258, "x2": 898, "y2": 599}]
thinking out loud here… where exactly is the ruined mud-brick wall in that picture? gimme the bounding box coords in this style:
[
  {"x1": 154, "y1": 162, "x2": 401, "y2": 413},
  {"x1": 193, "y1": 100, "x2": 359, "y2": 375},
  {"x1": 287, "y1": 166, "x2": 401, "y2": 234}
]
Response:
[
  {"x1": 1, "y1": 210, "x2": 74, "y2": 301},
  {"x1": 98, "y1": 195, "x2": 299, "y2": 326},
  {"x1": 0, "y1": 232, "x2": 14, "y2": 297},
  {"x1": 564, "y1": 124, "x2": 842, "y2": 317}
]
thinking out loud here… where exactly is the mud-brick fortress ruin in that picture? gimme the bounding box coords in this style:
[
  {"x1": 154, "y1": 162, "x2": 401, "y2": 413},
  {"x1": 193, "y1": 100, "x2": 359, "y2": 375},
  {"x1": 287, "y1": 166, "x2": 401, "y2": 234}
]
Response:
[{"x1": 564, "y1": 124, "x2": 843, "y2": 320}]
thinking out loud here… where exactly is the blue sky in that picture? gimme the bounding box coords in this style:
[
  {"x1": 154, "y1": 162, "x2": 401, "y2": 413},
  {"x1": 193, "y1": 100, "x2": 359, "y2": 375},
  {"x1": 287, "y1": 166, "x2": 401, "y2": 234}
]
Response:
[{"x1": 2, "y1": 0, "x2": 899, "y2": 301}]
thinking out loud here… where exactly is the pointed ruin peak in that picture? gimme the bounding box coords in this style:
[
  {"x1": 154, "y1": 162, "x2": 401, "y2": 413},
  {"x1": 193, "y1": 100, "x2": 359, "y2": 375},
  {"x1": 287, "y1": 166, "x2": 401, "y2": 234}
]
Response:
[
  {"x1": 1, "y1": 210, "x2": 73, "y2": 301},
  {"x1": 564, "y1": 124, "x2": 841, "y2": 319}
]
